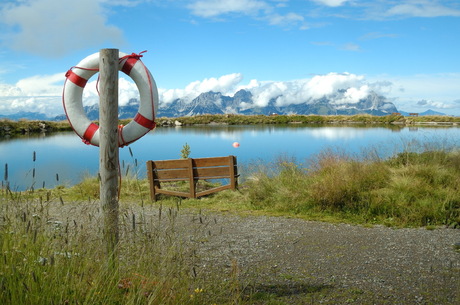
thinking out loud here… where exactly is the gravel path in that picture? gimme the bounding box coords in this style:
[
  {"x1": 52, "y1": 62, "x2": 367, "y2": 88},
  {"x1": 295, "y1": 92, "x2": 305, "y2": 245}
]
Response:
[
  {"x1": 51, "y1": 200, "x2": 459, "y2": 304},
  {"x1": 178, "y1": 210, "x2": 460, "y2": 304}
]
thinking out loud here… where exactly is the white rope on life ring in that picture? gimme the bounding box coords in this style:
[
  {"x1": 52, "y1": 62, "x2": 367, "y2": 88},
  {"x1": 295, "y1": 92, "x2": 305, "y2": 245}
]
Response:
[{"x1": 62, "y1": 51, "x2": 158, "y2": 147}]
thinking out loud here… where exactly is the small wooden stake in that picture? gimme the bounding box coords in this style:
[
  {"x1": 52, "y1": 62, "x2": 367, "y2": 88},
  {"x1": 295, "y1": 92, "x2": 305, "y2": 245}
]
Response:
[{"x1": 99, "y1": 48, "x2": 119, "y2": 266}]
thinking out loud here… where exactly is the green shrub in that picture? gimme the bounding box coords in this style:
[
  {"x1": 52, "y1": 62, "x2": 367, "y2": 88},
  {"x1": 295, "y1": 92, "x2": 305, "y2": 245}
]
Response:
[
  {"x1": 308, "y1": 158, "x2": 389, "y2": 211},
  {"x1": 246, "y1": 157, "x2": 311, "y2": 212},
  {"x1": 245, "y1": 148, "x2": 460, "y2": 227}
]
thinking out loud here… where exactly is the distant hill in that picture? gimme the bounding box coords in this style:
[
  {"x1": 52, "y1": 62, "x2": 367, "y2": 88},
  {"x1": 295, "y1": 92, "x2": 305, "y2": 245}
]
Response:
[
  {"x1": 398, "y1": 109, "x2": 447, "y2": 116},
  {"x1": 420, "y1": 109, "x2": 447, "y2": 116}
]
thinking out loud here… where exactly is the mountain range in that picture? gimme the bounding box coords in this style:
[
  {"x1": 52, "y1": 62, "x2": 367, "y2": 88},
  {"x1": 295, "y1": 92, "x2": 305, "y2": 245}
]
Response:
[
  {"x1": 0, "y1": 111, "x2": 53, "y2": 121},
  {"x1": 0, "y1": 89, "x2": 448, "y2": 121},
  {"x1": 156, "y1": 89, "x2": 399, "y2": 117}
]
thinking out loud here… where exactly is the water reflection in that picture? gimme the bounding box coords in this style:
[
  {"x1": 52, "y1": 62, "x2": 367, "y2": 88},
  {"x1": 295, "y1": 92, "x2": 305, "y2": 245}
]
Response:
[
  {"x1": 1, "y1": 125, "x2": 460, "y2": 190},
  {"x1": 309, "y1": 127, "x2": 368, "y2": 140}
]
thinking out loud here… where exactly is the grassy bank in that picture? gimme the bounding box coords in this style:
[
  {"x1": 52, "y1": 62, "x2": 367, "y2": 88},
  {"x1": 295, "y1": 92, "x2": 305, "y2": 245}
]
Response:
[
  {"x1": 152, "y1": 148, "x2": 459, "y2": 228},
  {"x1": 0, "y1": 120, "x2": 72, "y2": 138},
  {"x1": 25, "y1": 145, "x2": 458, "y2": 229},
  {"x1": 155, "y1": 113, "x2": 460, "y2": 126},
  {"x1": 243, "y1": 149, "x2": 460, "y2": 228},
  {"x1": 2, "y1": 114, "x2": 460, "y2": 139}
]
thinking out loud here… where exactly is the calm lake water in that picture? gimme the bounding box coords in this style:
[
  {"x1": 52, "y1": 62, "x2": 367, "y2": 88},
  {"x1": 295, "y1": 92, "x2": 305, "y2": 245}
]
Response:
[{"x1": 2, "y1": 124, "x2": 460, "y2": 190}]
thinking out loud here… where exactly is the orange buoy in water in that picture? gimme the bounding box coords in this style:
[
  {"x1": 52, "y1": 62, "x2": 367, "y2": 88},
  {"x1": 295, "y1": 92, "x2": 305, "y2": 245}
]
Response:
[{"x1": 232, "y1": 142, "x2": 240, "y2": 148}]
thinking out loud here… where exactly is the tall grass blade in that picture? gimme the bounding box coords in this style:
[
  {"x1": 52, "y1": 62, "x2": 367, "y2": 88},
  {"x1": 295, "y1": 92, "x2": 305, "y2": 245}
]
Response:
[{"x1": 4, "y1": 163, "x2": 8, "y2": 181}]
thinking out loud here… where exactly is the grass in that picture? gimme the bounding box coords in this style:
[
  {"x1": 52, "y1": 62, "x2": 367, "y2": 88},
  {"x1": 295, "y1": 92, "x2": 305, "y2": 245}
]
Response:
[
  {"x1": 242, "y1": 149, "x2": 460, "y2": 227},
  {"x1": 0, "y1": 189, "x2": 246, "y2": 304},
  {"x1": 48, "y1": 141, "x2": 460, "y2": 228},
  {"x1": 156, "y1": 113, "x2": 407, "y2": 126},
  {"x1": 1, "y1": 141, "x2": 460, "y2": 304}
]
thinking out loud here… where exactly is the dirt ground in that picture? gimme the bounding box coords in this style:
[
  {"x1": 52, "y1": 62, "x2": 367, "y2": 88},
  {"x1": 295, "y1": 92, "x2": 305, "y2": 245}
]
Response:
[{"x1": 169, "y1": 208, "x2": 460, "y2": 304}]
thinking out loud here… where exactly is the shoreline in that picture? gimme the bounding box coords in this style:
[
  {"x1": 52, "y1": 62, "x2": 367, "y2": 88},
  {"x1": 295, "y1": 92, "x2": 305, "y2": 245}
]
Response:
[{"x1": 1, "y1": 114, "x2": 460, "y2": 138}]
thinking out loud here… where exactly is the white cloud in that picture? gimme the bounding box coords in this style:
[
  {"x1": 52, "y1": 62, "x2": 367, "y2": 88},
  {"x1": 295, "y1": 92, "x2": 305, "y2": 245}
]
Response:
[
  {"x1": 188, "y1": 0, "x2": 269, "y2": 17},
  {"x1": 95, "y1": 72, "x2": 460, "y2": 116},
  {"x1": 79, "y1": 77, "x2": 143, "y2": 107},
  {"x1": 0, "y1": 84, "x2": 22, "y2": 97},
  {"x1": 99, "y1": 0, "x2": 143, "y2": 7},
  {"x1": 187, "y1": 0, "x2": 460, "y2": 27},
  {"x1": 274, "y1": 0, "x2": 289, "y2": 8},
  {"x1": 0, "y1": 96, "x2": 62, "y2": 116},
  {"x1": 0, "y1": 72, "x2": 65, "y2": 116},
  {"x1": 353, "y1": 0, "x2": 460, "y2": 20},
  {"x1": 251, "y1": 81, "x2": 288, "y2": 107},
  {"x1": 386, "y1": 0, "x2": 460, "y2": 18},
  {"x1": 336, "y1": 85, "x2": 370, "y2": 104},
  {"x1": 0, "y1": 72, "x2": 63, "y2": 96},
  {"x1": 374, "y1": 73, "x2": 460, "y2": 114},
  {"x1": 160, "y1": 73, "x2": 243, "y2": 104},
  {"x1": 311, "y1": 41, "x2": 362, "y2": 52},
  {"x1": 235, "y1": 72, "x2": 384, "y2": 107},
  {"x1": 360, "y1": 32, "x2": 399, "y2": 40},
  {"x1": 186, "y1": 73, "x2": 243, "y2": 94},
  {"x1": 0, "y1": 0, "x2": 124, "y2": 57},
  {"x1": 0, "y1": 73, "x2": 141, "y2": 116},
  {"x1": 416, "y1": 99, "x2": 460, "y2": 109},
  {"x1": 16, "y1": 73, "x2": 64, "y2": 96},
  {"x1": 306, "y1": 73, "x2": 366, "y2": 98},
  {"x1": 268, "y1": 12, "x2": 304, "y2": 26},
  {"x1": 118, "y1": 78, "x2": 140, "y2": 106},
  {"x1": 0, "y1": 71, "x2": 390, "y2": 115},
  {"x1": 383, "y1": 73, "x2": 460, "y2": 101},
  {"x1": 340, "y1": 43, "x2": 361, "y2": 51},
  {"x1": 2, "y1": 71, "x2": 460, "y2": 116},
  {"x1": 188, "y1": 0, "x2": 308, "y2": 29},
  {"x1": 312, "y1": 0, "x2": 350, "y2": 7}
]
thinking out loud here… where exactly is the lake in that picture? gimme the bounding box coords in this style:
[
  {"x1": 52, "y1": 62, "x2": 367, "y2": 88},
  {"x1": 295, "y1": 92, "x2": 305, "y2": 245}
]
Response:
[{"x1": 2, "y1": 124, "x2": 460, "y2": 190}]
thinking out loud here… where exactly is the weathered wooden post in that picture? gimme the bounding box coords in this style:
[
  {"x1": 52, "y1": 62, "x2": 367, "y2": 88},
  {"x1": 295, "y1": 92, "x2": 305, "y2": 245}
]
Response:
[
  {"x1": 99, "y1": 48, "x2": 119, "y2": 265},
  {"x1": 63, "y1": 48, "x2": 157, "y2": 268}
]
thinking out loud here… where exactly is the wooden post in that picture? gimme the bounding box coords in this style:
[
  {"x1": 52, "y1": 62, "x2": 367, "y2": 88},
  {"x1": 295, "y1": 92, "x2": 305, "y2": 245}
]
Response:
[
  {"x1": 229, "y1": 155, "x2": 238, "y2": 190},
  {"x1": 99, "y1": 49, "x2": 119, "y2": 265},
  {"x1": 188, "y1": 158, "x2": 196, "y2": 198}
]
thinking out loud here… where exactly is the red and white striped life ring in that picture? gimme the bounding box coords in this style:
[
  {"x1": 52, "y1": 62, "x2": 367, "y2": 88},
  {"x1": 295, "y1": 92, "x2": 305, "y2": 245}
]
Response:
[{"x1": 62, "y1": 51, "x2": 158, "y2": 147}]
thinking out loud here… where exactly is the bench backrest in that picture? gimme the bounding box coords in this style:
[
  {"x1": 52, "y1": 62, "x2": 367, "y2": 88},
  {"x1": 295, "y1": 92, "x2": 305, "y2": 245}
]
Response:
[{"x1": 146, "y1": 155, "x2": 238, "y2": 200}]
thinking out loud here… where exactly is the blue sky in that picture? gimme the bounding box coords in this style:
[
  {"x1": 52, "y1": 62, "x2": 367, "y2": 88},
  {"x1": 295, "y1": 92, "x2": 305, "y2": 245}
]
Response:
[{"x1": 0, "y1": 0, "x2": 459, "y2": 116}]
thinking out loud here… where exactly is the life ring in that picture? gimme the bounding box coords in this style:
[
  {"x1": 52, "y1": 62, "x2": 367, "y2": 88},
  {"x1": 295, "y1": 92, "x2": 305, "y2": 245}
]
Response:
[{"x1": 62, "y1": 51, "x2": 158, "y2": 147}]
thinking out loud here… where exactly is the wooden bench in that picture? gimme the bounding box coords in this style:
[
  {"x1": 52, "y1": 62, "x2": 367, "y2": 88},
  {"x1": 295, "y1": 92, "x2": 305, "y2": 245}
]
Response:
[{"x1": 146, "y1": 155, "x2": 238, "y2": 201}]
